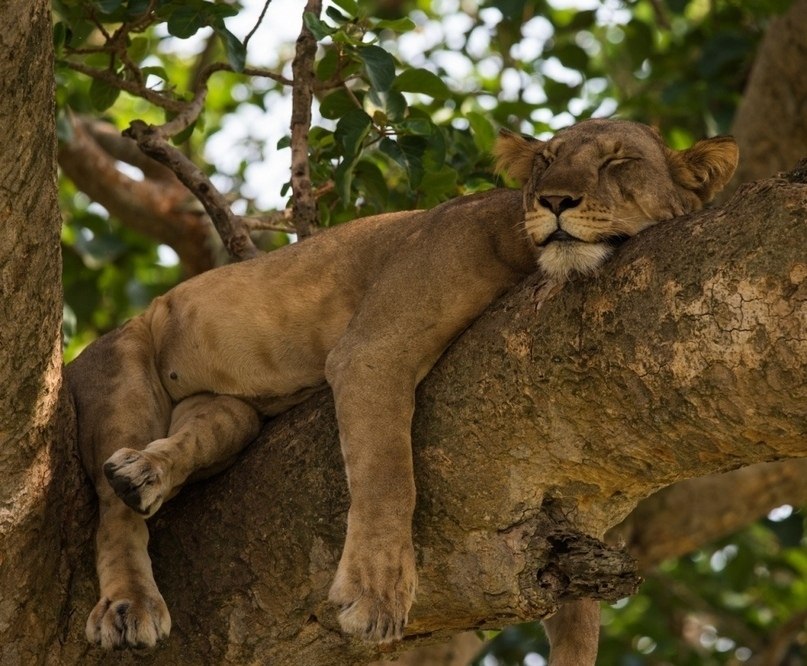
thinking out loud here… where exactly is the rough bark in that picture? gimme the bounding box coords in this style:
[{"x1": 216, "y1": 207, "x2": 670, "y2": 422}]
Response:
[
  {"x1": 289, "y1": 0, "x2": 322, "y2": 238},
  {"x1": 49, "y1": 168, "x2": 807, "y2": 664},
  {"x1": 0, "y1": 1, "x2": 81, "y2": 663},
  {"x1": 725, "y1": 0, "x2": 807, "y2": 192}
]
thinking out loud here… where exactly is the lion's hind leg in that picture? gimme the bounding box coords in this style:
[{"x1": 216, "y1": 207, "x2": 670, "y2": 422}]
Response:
[
  {"x1": 103, "y1": 394, "x2": 261, "y2": 518},
  {"x1": 68, "y1": 320, "x2": 175, "y2": 648}
]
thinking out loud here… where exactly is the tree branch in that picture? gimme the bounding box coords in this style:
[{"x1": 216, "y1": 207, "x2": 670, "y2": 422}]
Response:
[
  {"x1": 123, "y1": 120, "x2": 259, "y2": 262},
  {"x1": 611, "y1": 459, "x2": 807, "y2": 570},
  {"x1": 289, "y1": 0, "x2": 322, "y2": 238},
  {"x1": 725, "y1": 0, "x2": 807, "y2": 195},
  {"x1": 58, "y1": 117, "x2": 217, "y2": 275},
  {"x1": 58, "y1": 172, "x2": 807, "y2": 664}
]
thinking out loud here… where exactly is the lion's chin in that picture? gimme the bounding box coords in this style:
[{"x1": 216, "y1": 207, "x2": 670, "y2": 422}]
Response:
[{"x1": 538, "y1": 242, "x2": 613, "y2": 280}]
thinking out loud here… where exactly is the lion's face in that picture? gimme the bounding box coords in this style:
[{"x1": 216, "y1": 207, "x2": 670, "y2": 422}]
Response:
[{"x1": 493, "y1": 119, "x2": 739, "y2": 280}]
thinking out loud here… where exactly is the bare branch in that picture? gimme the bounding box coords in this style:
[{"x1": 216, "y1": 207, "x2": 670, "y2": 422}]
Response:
[
  {"x1": 289, "y1": 0, "x2": 323, "y2": 238},
  {"x1": 244, "y1": 0, "x2": 273, "y2": 52},
  {"x1": 64, "y1": 61, "x2": 186, "y2": 114},
  {"x1": 81, "y1": 118, "x2": 177, "y2": 181},
  {"x1": 242, "y1": 210, "x2": 296, "y2": 234},
  {"x1": 123, "y1": 120, "x2": 259, "y2": 262}
]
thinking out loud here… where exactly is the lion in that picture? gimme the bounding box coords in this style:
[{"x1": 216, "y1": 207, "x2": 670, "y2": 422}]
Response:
[{"x1": 67, "y1": 119, "x2": 738, "y2": 660}]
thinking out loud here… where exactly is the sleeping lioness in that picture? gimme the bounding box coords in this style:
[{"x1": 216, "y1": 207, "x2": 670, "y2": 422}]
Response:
[{"x1": 67, "y1": 119, "x2": 738, "y2": 655}]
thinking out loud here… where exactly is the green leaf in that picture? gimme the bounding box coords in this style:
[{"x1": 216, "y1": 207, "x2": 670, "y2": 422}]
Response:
[
  {"x1": 89, "y1": 77, "x2": 120, "y2": 111},
  {"x1": 358, "y1": 45, "x2": 395, "y2": 92},
  {"x1": 124, "y1": 0, "x2": 151, "y2": 19},
  {"x1": 171, "y1": 120, "x2": 197, "y2": 146},
  {"x1": 374, "y1": 17, "x2": 416, "y2": 32},
  {"x1": 331, "y1": 0, "x2": 359, "y2": 17},
  {"x1": 396, "y1": 117, "x2": 433, "y2": 136},
  {"x1": 303, "y1": 11, "x2": 334, "y2": 40},
  {"x1": 381, "y1": 136, "x2": 427, "y2": 188},
  {"x1": 141, "y1": 66, "x2": 169, "y2": 82},
  {"x1": 398, "y1": 135, "x2": 428, "y2": 187},
  {"x1": 367, "y1": 89, "x2": 406, "y2": 123},
  {"x1": 166, "y1": 6, "x2": 205, "y2": 39},
  {"x1": 217, "y1": 27, "x2": 246, "y2": 72},
  {"x1": 129, "y1": 36, "x2": 149, "y2": 63},
  {"x1": 320, "y1": 89, "x2": 359, "y2": 120},
  {"x1": 53, "y1": 22, "x2": 66, "y2": 50},
  {"x1": 393, "y1": 68, "x2": 450, "y2": 99},
  {"x1": 553, "y1": 43, "x2": 589, "y2": 71},
  {"x1": 380, "y1": 137, "x2": 406, "y2": 169},
  {"x1": 335, "y1": 109, "x2": 372, "y2": 159},
  {"x1": 316, "y1": 48, "x2": 339, "y2": 81},
  {"x1": 334, "y1": 110, "x2": 372, "y2": 202},
  {"x1": 353, "y1": 159, "x2": 388, "y2": 208},
  {"x1": 325, "y1": 5, "x2": 350, "y2": 24},
  {"x1": 466, "y1": 111, "x2": 497, "y2": 154},
  {"x1": 93, "y1": 0, "x2": 123, "y2": 14}
]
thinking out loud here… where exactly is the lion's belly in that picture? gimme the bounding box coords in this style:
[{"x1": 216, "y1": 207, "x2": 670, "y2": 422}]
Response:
[{"x1": 147, "y1": 288, "x2": 351, "y2": 408}]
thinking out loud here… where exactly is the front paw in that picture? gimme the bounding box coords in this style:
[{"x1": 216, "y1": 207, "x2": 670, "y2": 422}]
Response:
[
  {"x1": 86, "y1": 592, "x2": 171, "y2": 649},
  {"x1": 328, "y1": 539, "x2": 417, "y2": 643},
  {"x1": 103, "y1": 448, "x2": 167, "y2": 517}
]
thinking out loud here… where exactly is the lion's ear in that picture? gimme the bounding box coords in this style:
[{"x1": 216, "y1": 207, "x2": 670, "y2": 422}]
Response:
[
  {"x1": 667, "y1": 136, "x2": 739, "y2": 204},
  {"x1": 493, "y1": 128, "x2": 545, "y2": 185}
]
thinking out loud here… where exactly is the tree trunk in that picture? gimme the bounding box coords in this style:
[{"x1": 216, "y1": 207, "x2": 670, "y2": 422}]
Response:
[
  {"x1": 725, "y1": 0, "x2": 807, "y2": 192},
  {"x1": 50, "y1": 168, "x2": 807, "y2": 664},
  {"x1": 0, "y1": 1, "x2": 82, "y2": 664}
]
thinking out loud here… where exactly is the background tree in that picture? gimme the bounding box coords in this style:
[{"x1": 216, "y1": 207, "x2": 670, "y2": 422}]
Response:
[{"x1": 0, "y1": 0, "x2": 804, "y2": 664}]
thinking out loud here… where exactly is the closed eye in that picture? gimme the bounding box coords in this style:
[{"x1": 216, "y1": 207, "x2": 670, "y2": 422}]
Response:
[{"x1": 601, "y1": 156, "x2": 638, "y2": 169}]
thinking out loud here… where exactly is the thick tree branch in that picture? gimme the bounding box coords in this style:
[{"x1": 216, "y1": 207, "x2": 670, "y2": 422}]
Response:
[
  {"x1": 289, "y1": 0, "x2": 322, "y2": 238},
  {"x1": 82, "y1": 118, "x2": 177, "y2": 181},
  {"x1": 58, "y1": 117, "x2": 217, "y2": 275},
  {"x1": 725, "y1": 0, "x2": 807, "y2": 194},
  {"x1": 58, "y1": 172, "x2": 807, "y2": 665},
  {"x1": 611, "y1": 459, "x2": 807, "y2": 570}
]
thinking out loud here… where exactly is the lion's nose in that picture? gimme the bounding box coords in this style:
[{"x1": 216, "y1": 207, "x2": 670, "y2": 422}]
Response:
[{"x1": 538, "y1": 194, "x2": 582, "y2": 216}]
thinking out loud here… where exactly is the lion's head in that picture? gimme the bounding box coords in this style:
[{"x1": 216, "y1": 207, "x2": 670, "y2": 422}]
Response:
[{"x1": 493, "y1": 119, "x2": 739, "y2": 280}]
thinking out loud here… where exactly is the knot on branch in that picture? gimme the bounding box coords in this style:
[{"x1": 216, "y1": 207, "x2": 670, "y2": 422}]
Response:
[{"x1": 536, "y1": 530, "x2": 640, "y2": 604}]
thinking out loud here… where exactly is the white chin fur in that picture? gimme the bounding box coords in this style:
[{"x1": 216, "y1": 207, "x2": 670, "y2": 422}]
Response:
[{"x1": 538, "y1": 242, "x2": 613, "y2": 280}]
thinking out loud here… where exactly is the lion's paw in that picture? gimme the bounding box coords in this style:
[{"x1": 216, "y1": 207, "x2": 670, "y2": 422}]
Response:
[
  {"x1": 86, "y1": 593, "x2": 171, "y2": 649},
  {"x1": 328, "y1": 541, "x2": 416, "y2": 643},
  {"x1": 103, "y1": 448, "x2": 168, "y2": 517}
]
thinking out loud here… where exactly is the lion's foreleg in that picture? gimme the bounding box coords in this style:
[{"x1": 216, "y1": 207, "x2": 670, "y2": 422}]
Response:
[
  {"x1": 103, "y1": 394, "x2": 261, "y2": 517},
  {"x1": 325, "y1": 351, "x2": 418, "y2": 644}
]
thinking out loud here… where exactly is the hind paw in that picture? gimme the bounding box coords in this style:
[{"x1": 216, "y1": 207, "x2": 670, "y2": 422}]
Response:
[
  {"x1": 103, "y1": 448, "x2": 168, "y2": 517},
  {"x1": 86, "y1": 592, "x2": 171, "y2": 649}
]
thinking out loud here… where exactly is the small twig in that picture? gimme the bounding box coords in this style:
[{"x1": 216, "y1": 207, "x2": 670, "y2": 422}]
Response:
[
  {"x1": 244, "y1": 0, "x2": 273, "y2": 52},
  {"x1": 242, "y1": 210, "x2": 296, "y2": 234},
  {"x1": 124, "y1": 120, "x2": 259, "y2": 262},
  {"x1": 65, "y1": 61, "x2": 186, "y2": 113},
  {"x1": 289, "y1": 0, "x2": 323, "y2": 239}
]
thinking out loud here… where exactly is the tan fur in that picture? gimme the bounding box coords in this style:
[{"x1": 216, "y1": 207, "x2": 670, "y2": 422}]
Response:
[{"x1": 67, "y1": 119, "x2": 738, "y2": 654}]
